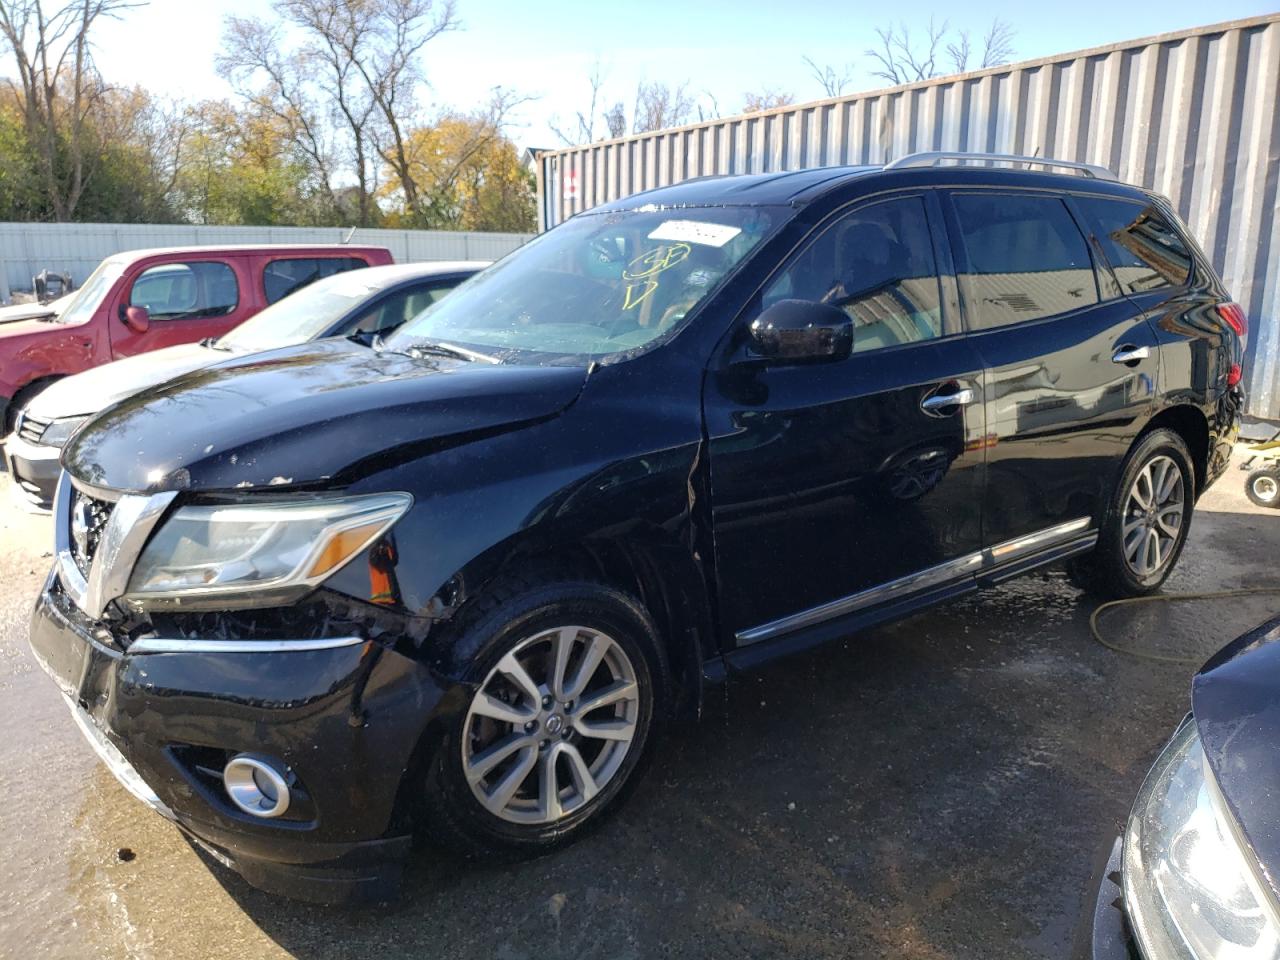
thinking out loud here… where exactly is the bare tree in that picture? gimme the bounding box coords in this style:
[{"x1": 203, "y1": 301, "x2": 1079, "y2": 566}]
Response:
[
  {"x1": 550, "y1": 57, "x2": 608, "y2": 145},
  {"x1": 603, "y1": 100, "x2": 626, "y2": 138},
  {"x1": 349, "y1": 0, "x2": 459, "y2": 222},
  {"x1": 0, "y1": 0, "x2": 140, "y2": 220},
  {"x1": 947, "y1": 19, "x2": 1016, "y2": 72},
  {"x1": 866, "y1": 18, "x2": 948, "y2": 85},
  {"x1": 803, "y1": 55, "x2": 854, "y2": 98},
  {"x1": 217, "y1": 15, "x2": 340, "y2": 217},
  {"x1": 742, "y1": 89, "x2": 795, "y2": 113},
  {"x1": 632, "y1": 80, "x2": 693, "y2": 134}
]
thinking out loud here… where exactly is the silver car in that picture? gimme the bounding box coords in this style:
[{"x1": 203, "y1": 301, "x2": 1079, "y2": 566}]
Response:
[{"x1": 2, "y1": 261, "x2": 487, "y2": 509}]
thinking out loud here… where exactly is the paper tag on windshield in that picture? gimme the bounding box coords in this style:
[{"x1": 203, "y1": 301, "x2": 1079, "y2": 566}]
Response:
[{"x1": 647, "y1": 220, "x2": 742, "y2": 248}]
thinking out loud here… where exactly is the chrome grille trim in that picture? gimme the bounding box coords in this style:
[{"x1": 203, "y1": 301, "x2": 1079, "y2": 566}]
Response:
[{"x1": 54, "y1": 471, "x2": 177, "y2": 619}]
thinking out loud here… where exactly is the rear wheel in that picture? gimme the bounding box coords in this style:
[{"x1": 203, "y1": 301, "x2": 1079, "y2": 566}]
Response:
[
  {"x1": 1069, "y1": 429, "x2": 1195, "y2": 598},
  {"x1": 1246, "y1": 468, "x2": 1280, "y2": 509},
  {"x1": 421, "y1": 578, "x2": 667, "y2": 858}
]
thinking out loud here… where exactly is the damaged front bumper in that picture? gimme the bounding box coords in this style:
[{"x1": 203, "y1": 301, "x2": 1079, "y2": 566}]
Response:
[{"x1": 28, "y1": 569, "x2": 451, "y2": 904}]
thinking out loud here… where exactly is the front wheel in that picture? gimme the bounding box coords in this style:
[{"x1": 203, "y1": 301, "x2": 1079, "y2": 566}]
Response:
[
  {"x1": 1246, "y1": 468, "x2": 1280, "y2": 508},
  {"x1": 1069, "y1": 428, "x2": 1195, "y2": 598},
  {"x1": 421, "y1": 578, "x2": 667, "y2": 858}
]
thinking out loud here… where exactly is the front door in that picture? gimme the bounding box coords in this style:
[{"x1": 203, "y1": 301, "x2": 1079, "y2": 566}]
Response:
[
  {"x1": 704, "y1": 192, "x2": 987, "y2": 649},
  {"x1": 109, "y1": 258, "x2": 250, "y2": 358},
  {"x1": 939, "y1": 189, "x2": 1161, "y2": 549}
]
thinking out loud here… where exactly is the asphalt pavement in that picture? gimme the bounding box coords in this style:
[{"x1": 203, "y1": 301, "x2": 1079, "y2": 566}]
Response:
[{"x1": 0, "y1": 453, "x2": 1276, "y2": 959}]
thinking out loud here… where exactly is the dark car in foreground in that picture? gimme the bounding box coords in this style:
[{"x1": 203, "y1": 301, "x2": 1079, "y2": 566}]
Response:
[
  {"x1": 1091, "y1": 614, "x2": 1280, "y2": 960},
  {"x1": 28, "y1": 152, "x2": 1245, "y2": 903},
  {"x1": 3, "y1": 261, "x2": 486, "y2": 510}
]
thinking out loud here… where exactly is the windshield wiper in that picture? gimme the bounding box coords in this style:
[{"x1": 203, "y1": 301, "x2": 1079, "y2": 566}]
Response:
[{"x1": 385, "y1": 337, "x2": 498, "y2": 364}]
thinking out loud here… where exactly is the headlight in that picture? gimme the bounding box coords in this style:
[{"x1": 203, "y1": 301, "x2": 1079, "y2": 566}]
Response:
[
  {"x1": 1124, "y1": 720, "x2": 1280, "y2": 959},
  {"x1": 38, "y1": 416, "x2": 88, "y2": 449},
  {"x1": 123, "y1": 492, "x2": 411, "y2": 610}
]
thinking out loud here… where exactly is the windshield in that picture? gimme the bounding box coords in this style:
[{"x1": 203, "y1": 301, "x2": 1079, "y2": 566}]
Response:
[
  {"x1": 55, "y1": 258, "x2": 127, "y2": 325},
  {"x1": 386, "y1": 206, "x2": 781, "y2": 362},
  {"x1": 219, "y1": 270, "x2": 385, "y2": 351}
]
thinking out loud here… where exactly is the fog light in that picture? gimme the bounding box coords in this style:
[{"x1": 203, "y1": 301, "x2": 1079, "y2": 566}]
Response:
[{"x1": 222, "y1": 754, "x2": 291, "y2": 818}]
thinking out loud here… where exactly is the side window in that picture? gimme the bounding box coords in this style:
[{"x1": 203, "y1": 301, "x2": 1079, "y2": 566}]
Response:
[
  {"x1": 1075, "y1": 196, "x2": 1192, "y2": 296},
  {"x1": 348, "y1": 281, "x2": 460, "y2": 336},
  {"x1": 762, "y1": 195, "x2": 945, "y2": 353},
  {"x1": 952, "y1": 194, "x2": 1098, "y2": 329},
  {"x1": 264, "y1": 257, "x2": 367, "y2": 305},
  {"x1": 129, "y1": 262, "x2": 238, "y2": 320}
]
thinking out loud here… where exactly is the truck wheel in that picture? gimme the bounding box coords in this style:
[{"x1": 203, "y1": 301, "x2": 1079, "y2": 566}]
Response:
[
  {"x1": 1245, "y1": 468, "x2": 1280, "y2": 508},
  {"x1": 1070, "y1": 428, "x2": 1195, "y2": 599},
  {"x1": 421, "y1": 577, "x2": 668, "y2": 858}
]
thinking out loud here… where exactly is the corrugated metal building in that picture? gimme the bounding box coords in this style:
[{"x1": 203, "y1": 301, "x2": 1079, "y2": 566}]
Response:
[
  {"x1": 0, "y1": 222, "x2": 532, "y2": 299},
  {"x1": 537, "y1": 14, "x2": 1280, "y2": 421}
]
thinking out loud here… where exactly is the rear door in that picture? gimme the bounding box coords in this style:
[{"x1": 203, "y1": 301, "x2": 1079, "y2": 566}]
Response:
[
  {"x1": 260, "y1": 255, "x2": 372, "y2": 305},
  {"x1": 704, "y1": 191, "x2": 988, "y2": 649},
  {"x1": 941, "y1": 189, "x2": 1160, "y2": 552},
  {"x1": 108, "y1": 257, "x2": 251, "y2": 359}
]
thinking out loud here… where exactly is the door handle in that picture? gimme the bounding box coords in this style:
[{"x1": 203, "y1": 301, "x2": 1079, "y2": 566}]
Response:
[
  {"x1": 1112, "y1": 344, "x2": 1151, "y2": 365},
  {"x1": 921, "y1": 387, "x2": 975, "y2": 414}
]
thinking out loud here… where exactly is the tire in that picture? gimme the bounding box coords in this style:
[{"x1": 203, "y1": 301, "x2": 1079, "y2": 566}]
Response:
[
  {"x1": 1070, "y1": 428, "x2": 1195, "y2": 599},
  {"x1": 420, "y1": 576, "x2": 668, "y2": 859},
  {"x1": 1245, "y1": 468, "x2": 1280, "y2": 509},
  {"x1": 4, "y1": 377, "x2": 57, "y2": 435}
]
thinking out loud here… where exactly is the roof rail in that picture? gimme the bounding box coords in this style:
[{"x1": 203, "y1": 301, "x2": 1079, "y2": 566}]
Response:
[{"x1": 885, "y1": 151, "x2": 1118, "y2": 181}]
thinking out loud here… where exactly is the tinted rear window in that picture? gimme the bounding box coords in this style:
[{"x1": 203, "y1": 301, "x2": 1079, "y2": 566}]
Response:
[
  {"x1": 952, "y1": 193, "x2": 1098, "y2": 329},
  {"x1": 1075, "y1": 196, "x2": 1192, "y2": 296},
  {"x1": 263, "y1": 257, "x2": 369, "y2": 304}
]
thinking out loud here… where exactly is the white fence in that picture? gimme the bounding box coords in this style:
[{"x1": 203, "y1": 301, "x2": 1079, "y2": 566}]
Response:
[{"x1": 0, "y1": 222, "x2": 533, "y2": 298}]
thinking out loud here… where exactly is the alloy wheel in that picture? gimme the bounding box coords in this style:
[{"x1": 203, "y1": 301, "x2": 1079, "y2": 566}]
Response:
[
  {"x1": 461, "y1": 626, "x2": 641, "y2": 825},
  {"x1": 1122, "y1": 454, "x2": 1185, "y2": 577}
]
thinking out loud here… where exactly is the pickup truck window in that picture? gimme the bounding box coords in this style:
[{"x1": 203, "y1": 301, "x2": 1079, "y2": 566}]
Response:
[
  {"x1": 130, "y1": 262, "x2": 238, "y2": 320},
  {"x1": 263, "y1": 257, "x2": 368, "y2": 304}
]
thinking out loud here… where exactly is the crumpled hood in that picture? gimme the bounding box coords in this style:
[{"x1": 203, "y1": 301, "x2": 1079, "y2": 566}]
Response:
[
  {"x1": 63, "y1": 338, "x2": 588, "y2": 494},
  {"x1": 29, "y1": 342, "x2": 224, "y2": 420},
  {"x1": 1192, "y1": 614, "x2": 1280, "y2": 902}
]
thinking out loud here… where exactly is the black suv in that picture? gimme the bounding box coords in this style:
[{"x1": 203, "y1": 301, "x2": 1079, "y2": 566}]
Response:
[{"x1": 29, "y1": 153, "x2": 1245, "y2": 902}]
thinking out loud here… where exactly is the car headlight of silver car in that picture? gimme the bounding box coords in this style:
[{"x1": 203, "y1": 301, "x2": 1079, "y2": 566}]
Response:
[
  {"x1": 121, "y1": 492, "x2": 412, "y2": 610},
  {"x1": 38, "y1": 416, "x2": 88, "y2": 449},
  {"x1": 1124, "y1": 720, "x2": 1280, "y2": 959}
]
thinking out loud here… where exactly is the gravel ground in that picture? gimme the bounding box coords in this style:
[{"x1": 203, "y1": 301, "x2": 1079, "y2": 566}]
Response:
[{"x1": 0, "y1": 450, "x2": 1276, "y2": 960}]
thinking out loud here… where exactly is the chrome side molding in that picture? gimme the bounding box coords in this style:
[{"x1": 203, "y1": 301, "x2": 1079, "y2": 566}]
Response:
[{"x1": 736, "y1": 517, "x2": 1094, "y2": 646}]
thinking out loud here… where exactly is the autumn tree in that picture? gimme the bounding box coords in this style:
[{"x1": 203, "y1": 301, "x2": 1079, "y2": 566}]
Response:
[
  {"x1": 0, "y1": 0, "x2": 139, "y2": 220},
  {"x1": 380, "y1": 96, "x2": 532, "y2": 230},
  {"x1": 173, "y1": 99, "x2": 321, "y2": 226}
]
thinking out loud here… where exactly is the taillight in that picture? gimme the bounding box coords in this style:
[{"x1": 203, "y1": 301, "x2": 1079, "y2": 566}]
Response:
[
  {"x1": 1228, "y1": 363, "x2": 1243, "y2": 387},
  {"x1": 1217, "y1": 302, "x2": 1248, "y2": 338}
]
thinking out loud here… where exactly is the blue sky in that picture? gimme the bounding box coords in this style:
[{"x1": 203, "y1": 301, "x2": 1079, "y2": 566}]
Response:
[{"x1": 93, "y1": 0, "x2": 1276, "y2": 150}]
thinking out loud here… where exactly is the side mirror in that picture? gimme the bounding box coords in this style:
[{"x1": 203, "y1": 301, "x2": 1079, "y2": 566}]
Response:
[
  {"x1": 749, "y1": 299, "x2": 852, "y2": 363},
  {"x1": 122, "y1": 305, "x2": 150, "y2": 334}
]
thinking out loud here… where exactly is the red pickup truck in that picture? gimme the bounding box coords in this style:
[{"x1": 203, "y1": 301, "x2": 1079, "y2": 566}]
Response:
[{"x1": 0, "y1": 244, "x2": 393, "y2": 432}]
